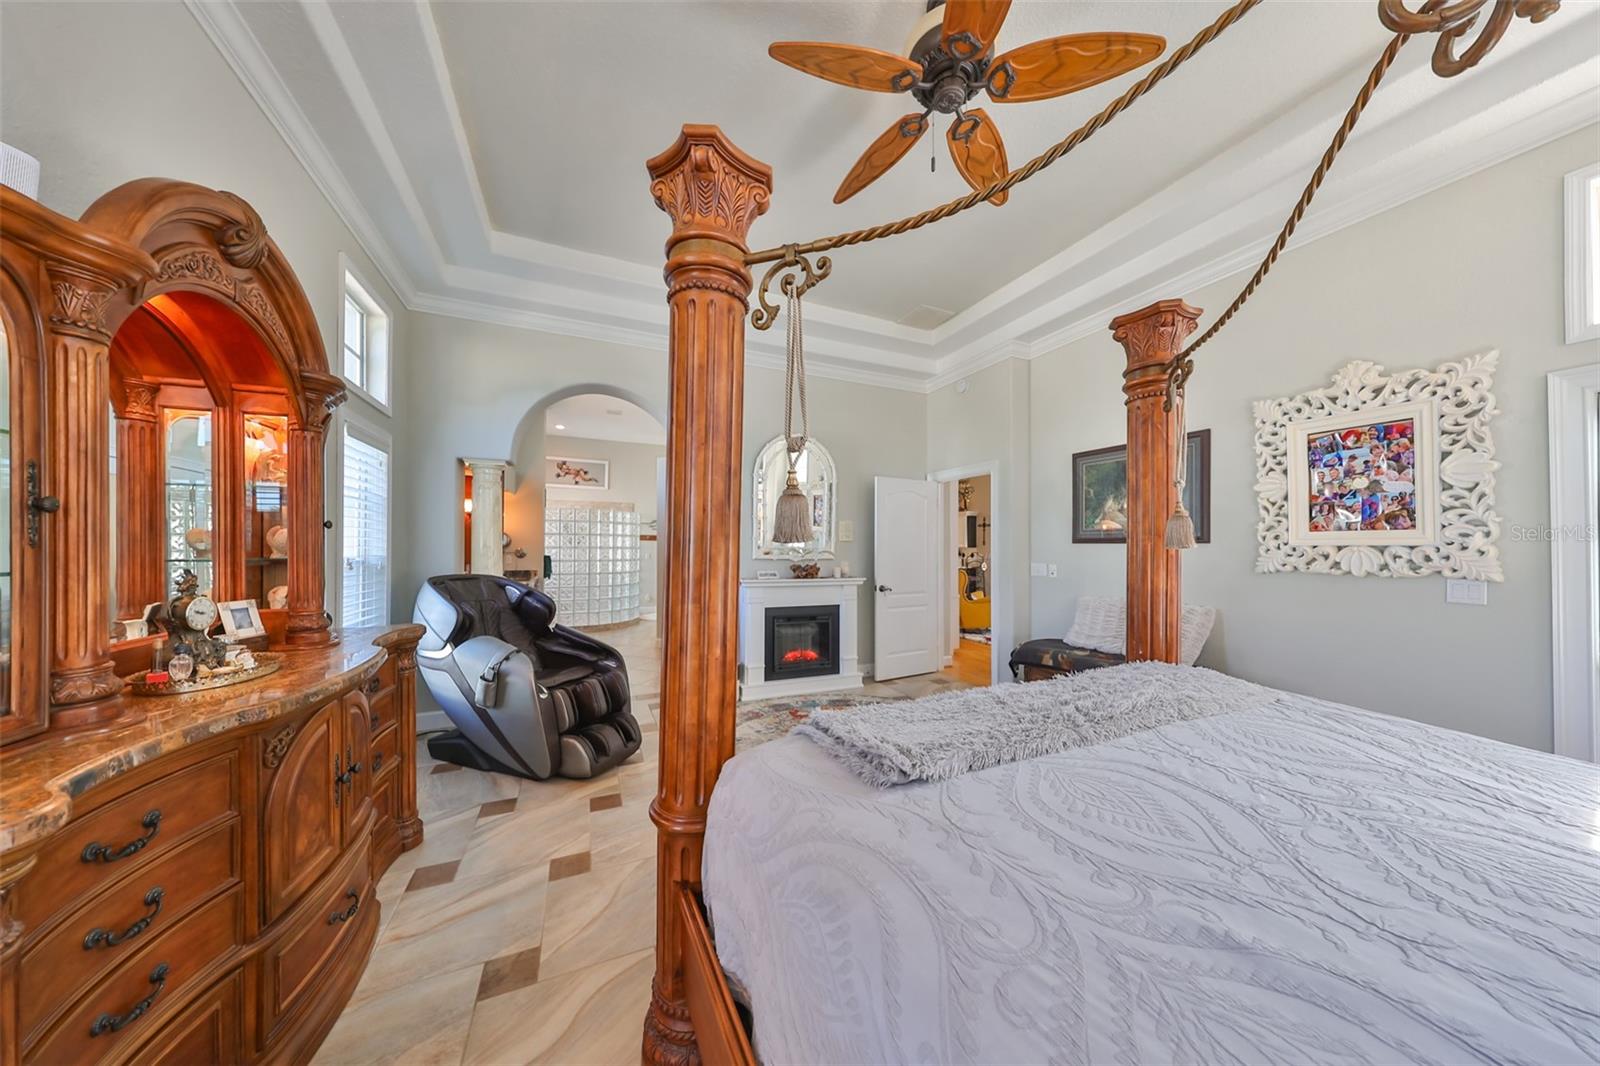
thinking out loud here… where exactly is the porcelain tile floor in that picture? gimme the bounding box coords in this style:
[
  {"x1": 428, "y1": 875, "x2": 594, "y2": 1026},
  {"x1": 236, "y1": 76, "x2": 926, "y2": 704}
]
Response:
[{"x1": 315, "y1": 619, "x2": 970, "y2": 1065}]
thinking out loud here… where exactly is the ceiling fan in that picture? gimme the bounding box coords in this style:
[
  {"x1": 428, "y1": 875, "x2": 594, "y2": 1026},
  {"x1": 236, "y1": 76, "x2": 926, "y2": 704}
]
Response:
[{"x1": 769, "y1": 1, "x2": 1166, "y2": 205}]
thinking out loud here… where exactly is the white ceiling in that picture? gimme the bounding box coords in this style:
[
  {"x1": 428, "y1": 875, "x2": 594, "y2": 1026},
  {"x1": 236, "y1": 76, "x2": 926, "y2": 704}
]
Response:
[
  {"x1": 190, "y1": 0, "x2": 1600, "y2": 390},
  {"x1": 546, "y1": 393, "x2": 666, "y2": 447}
]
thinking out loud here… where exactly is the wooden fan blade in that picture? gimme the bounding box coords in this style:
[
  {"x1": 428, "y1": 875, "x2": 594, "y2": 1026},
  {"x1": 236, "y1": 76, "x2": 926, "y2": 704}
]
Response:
[
  {"x1": 986, "y1": 33, "x2": 1166, "y2": 103},
  {"x1": 835, "y1": 113, "x2": 928, "y2": 204},
  {"x1": 946, "y1": 110, "x2": 1010, "y2": 207},
  {"x1": 769, "y1": 42, "x2": 922, "y2": 93},
  {"x1": 941, "y1": 1, "x2": 1013, "y2": 58}
]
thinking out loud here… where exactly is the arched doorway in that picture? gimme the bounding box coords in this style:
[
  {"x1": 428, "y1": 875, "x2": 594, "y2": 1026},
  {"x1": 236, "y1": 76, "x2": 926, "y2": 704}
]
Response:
[{"x1": 505, "y1": 392, "x2": 667, "y2": 633}]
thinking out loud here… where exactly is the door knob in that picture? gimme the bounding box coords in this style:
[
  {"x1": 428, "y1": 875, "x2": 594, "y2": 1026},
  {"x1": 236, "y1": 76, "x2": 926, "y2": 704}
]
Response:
[{"x1": 876, "y1": 584, "x2": 893, "y2": 592}]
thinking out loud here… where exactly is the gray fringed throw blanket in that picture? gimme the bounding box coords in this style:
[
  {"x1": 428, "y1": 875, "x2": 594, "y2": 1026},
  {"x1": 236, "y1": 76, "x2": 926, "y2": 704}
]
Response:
[{"x1": 794, "y1": 662, "x2": 1275, "y2": 786}]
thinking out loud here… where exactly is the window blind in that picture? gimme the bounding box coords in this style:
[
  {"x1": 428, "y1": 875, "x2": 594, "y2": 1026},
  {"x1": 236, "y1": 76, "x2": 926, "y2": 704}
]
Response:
[{"x1": 341, "y1": 427, "x2": 389, "y2": 628}]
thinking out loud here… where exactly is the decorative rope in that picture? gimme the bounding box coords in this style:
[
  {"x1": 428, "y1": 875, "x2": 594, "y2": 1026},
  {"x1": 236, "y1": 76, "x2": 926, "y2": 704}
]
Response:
[
  {"x1": 771, "y1": 280, "x2": 813, "y2": 545},
  {"x1": 1174, "y1": 32, "x2": 1412, "y2": 370},
  {"x1": 744, "y1": 0, "x2": 1265, "y2": 275},
  {"x1": 783, "y1": 282, "x2": 809, "y2": 453}
]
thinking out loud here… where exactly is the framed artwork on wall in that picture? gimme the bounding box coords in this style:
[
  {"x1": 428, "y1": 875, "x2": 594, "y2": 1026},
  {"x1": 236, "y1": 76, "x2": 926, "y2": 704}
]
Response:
[
  {"x1": 545, "y1": 455, "x2": 609, "y2": 490},
  {"x1": 1254, "y1": 353, "x2": 1501, "y2": 579},
  {"x1": 1071, "y1": 430, "x2": 1211, "y2": 544}
]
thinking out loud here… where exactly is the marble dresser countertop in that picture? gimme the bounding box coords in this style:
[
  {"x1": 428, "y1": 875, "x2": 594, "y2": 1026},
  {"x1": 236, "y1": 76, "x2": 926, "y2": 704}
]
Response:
[{"x1": 0, "y1": 624, "x2": 424, "y2": 854}]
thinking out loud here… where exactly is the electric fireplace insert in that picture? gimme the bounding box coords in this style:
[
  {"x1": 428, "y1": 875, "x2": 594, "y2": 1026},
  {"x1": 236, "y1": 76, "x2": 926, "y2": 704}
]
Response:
[{"x1": 764, "y1": 604, "x2": 841, "y2": 681}]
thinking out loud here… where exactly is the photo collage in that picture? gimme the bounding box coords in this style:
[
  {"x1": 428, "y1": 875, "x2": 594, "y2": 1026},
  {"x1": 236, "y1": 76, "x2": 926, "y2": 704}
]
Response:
[{"x1": 1306, "y1": 417, "x2": 1419, "y2": 533}]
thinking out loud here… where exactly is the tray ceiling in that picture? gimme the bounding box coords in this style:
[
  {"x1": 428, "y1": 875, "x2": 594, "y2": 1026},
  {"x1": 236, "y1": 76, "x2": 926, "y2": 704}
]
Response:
[{"x1": 190, "y1": 0, "x2": 1600, "y2": 390}]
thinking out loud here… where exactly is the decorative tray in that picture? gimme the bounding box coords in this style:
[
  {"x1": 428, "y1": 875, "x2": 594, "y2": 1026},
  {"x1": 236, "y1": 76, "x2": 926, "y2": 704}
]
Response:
[{"x1": 128, "y1": 652, "x2": 283, "y2": 696}]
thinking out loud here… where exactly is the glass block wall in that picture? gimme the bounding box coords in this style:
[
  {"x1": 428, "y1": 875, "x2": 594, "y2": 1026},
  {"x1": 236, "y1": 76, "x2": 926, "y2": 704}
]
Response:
[{"x1": 544, "y1": 502, "x2": 642, "y2": 628}]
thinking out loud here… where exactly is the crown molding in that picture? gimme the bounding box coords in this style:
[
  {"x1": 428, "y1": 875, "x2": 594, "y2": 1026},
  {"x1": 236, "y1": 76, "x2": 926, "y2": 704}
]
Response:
[
  {"x1": 185, "y1": 0, "x2": 419, "y2": 309},
  {"x1": 191, "y1": 0, "x2": 1599, "y2": 396}
]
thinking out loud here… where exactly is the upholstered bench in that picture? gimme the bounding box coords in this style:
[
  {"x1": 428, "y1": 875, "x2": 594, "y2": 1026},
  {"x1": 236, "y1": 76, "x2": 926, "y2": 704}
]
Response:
[
  {"x1": 1011, "y1": 595, "x2": 1217, "y2": 682},
  {"x1": 1009, "y1": 640, "x2": 1125, "y2": 681}
]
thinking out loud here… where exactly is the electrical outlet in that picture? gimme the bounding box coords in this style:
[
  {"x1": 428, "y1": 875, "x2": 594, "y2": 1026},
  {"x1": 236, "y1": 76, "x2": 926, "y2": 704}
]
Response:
[
  {"x1": 1030, "y1": 562, "x2": 1047, "y2": 577},
  {"x1": 839, "y1": 520, "x2": 854, "y2": 542},
  {"x1": 1047, "y1": 564, "x2": 1059, "y2": 578},
  {"x1": 1446, "y1": 579, "x2": 1488, "y2": 606}
]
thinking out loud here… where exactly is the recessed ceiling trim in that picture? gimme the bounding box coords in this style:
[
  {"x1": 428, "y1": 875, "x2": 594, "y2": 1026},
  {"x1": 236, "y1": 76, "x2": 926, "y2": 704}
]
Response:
[{"x1": 191, "y1": 0, "x2": 1599, "y2": 394}]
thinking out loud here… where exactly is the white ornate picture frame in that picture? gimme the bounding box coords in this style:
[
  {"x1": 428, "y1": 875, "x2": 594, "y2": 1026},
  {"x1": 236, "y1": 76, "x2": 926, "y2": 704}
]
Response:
[{"x1": 1254, "y1": 352, "x2": 1501, "y2": 579}]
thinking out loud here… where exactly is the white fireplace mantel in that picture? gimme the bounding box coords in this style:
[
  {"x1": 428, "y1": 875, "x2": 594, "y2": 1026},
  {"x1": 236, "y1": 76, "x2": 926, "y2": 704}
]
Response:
[{"x1": 738, "y1": 578, "x2": 865, "y2": 701}]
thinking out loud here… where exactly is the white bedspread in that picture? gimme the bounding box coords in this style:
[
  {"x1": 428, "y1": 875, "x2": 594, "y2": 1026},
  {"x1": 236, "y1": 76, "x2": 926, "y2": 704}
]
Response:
[{"x1": 702, "y1": 692, "x2": 1600, "y2": 1065}]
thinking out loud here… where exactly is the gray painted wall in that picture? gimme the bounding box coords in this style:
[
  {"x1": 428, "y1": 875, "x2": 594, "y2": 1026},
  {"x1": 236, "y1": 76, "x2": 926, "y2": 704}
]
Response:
[{"x1": 1025, "y1": 125, "x2": 1600, "y2": 751}]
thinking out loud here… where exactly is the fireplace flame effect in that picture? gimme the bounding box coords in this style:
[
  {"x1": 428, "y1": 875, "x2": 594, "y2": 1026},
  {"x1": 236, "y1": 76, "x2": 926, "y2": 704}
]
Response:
[{"x1": 781, "y1": 649, "x2": 822, "y2": 664}]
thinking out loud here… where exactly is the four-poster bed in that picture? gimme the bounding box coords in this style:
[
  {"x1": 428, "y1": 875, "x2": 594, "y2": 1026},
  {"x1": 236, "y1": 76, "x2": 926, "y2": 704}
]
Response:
[{"x1": 641, "y1": 2, "x2": 1575, "y2": 1063}]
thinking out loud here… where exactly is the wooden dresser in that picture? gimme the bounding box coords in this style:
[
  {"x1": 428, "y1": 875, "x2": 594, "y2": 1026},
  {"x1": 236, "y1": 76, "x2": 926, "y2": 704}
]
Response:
[
  {"x1": 0, "y1": 626, "x2": 423, "y2": 1065},
  {"x1": 0, "y1": 180, "x2": 424, "y2": 1062}
]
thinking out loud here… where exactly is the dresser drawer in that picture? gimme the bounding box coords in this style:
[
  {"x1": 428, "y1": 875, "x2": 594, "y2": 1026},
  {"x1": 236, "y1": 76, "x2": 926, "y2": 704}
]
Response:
[
  {"x1": 262, "y1": 837, "x2": 372, "y2": 1032},
  {"x1": 366, "y1": 683, "x2": 396, "y2": 735},
  {"x1": 19, "y1": 819, "x2": 240, "y2": 1041},
  {"x1": 371, "y1": 723, "x2": 399, "y2": 779},
  {"x1": 15, "y1": 751, "x2": 238, "y2": 935},
  {"x1": 24, "y1": 887, "x2": 243, "y2": 1066},
  {"x1": 124, "y1": 969, "x2": 242, "y2": 1066}
]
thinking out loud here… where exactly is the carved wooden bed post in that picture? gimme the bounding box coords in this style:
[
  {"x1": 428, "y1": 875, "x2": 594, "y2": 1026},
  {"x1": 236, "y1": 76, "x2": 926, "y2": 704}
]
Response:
[
  {"x1": 1110, "y1": 299, "x2": 1201, "y2": 663},
  {"x1": 643, "y1": 126, "x2": 772, "y2": 1065}
]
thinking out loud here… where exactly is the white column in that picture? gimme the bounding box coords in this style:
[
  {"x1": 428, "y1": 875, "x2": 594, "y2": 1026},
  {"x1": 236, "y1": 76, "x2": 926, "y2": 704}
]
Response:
[{"x1": 464, "y1": 458, "x2": 510, "y2": 577}]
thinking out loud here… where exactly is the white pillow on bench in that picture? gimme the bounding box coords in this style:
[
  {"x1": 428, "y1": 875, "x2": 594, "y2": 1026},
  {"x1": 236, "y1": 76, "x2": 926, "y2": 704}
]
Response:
[{"x1": 1066, "y1": 594, "x2": 1215, "y2": 666}]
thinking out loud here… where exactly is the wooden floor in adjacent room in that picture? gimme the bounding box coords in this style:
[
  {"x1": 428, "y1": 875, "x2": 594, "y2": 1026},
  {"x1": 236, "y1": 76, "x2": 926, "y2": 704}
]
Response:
[
  {"x1": 315, "y1": 618, "x2": 971, "y2": 1065},
  {"x1": 949, "y1": 637, "x2": 993, "y2": 686}
]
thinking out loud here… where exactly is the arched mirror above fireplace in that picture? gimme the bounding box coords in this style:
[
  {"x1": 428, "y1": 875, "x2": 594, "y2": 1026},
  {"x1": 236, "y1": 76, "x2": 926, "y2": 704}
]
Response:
[{"x1": 752, "y1": 435, "x2": 837, "y2": 559}]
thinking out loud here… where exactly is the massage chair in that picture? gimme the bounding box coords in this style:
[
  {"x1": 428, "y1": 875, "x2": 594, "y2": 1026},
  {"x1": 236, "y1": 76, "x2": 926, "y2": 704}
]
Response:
[{"x1": 413, "y1": 574, "x2": 641, "y2": 780}]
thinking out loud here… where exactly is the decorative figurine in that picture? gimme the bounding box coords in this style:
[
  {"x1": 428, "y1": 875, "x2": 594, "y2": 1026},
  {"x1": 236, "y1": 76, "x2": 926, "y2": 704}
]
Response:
[{"x1": 153, "y1": 568, "x2": 227, "y2": 671}]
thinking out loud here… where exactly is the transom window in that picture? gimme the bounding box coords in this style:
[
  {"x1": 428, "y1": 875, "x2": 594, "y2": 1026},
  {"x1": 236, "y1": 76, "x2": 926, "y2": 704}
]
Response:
[{"x1": 339, "y1": 262, "x2": 391, "y2": 408}]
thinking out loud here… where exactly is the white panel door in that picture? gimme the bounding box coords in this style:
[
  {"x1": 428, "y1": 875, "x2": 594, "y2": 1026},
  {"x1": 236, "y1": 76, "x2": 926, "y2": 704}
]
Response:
[{"x1": 873, "y1": 476, "x2": 940, "y2": 681}]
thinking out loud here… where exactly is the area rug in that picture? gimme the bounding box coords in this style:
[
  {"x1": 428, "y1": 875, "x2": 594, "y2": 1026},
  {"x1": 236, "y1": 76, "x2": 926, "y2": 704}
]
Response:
[{"x1": 736, "y1": 691, "x2": 902, "y2": 752}]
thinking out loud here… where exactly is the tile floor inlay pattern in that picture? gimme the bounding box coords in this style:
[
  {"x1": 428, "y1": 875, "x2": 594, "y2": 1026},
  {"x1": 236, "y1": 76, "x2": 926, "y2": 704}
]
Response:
[{"x1": 316, "y1": 617, "x2": 971, "y2": 1065}]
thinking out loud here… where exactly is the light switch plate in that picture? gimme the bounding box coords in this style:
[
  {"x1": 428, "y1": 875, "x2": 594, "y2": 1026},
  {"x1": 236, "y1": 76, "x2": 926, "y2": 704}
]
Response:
[
  {"x1": 1047, "y1": 564, "x2": 1059, "y2": 578},
  {"x1": 839, "y1": 520, "x2": 854, "y2": 542},
  {"x1": 1445, "y1": 579, "x2": 1488, "y2": 606},
  {"x1": 1030, "y1": 562, "x2": 1047, "y2": 577}
]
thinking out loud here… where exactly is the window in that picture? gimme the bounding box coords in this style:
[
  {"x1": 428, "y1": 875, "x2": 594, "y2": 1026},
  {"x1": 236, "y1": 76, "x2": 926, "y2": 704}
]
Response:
[
  {"x1": 1565, "y1": 162, "x2": 1600, "y2": 344},
  {"x1": 338, "y1": 257, "x2": 391, "y2": 408},
  {"x1": 340, "y1": 420, "x2": 390, "y2": 628}
]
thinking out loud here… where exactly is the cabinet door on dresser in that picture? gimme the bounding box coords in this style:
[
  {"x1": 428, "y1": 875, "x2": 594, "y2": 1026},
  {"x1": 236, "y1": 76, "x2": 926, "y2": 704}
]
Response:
[
  {"x1": 262, "y1": 702, "x2": 342, "y2": 922},
  {"x1": 0, "y1": 271, "x2": 49, "y2": 743},
  {"x1": 339, "y1": 690, "x2": 374, "y2": 841}
]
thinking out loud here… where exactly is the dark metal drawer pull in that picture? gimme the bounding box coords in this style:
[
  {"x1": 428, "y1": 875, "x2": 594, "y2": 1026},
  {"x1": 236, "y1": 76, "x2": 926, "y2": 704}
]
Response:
[
  {"x1": 373, "y1": 751, "x2": 384, "y2": 772},
  {"x1": 89, "y1": 962, "x2": 168, "y2": 1036},
  {"x1": 364, "y1": 676, "x2": 381, "y2": 695},
  {"x1": 81, "y1": 810, "x2": 162, "y2": 864},
  {"x1": 370, "y1": 711, "x2": 380, "y2": 730},
  {"x1": 328, "y1": 890, "x2": 360, "y2": 925},
  {"x1": 83, "y1": 887, "x2": 164, "y2": 950}
]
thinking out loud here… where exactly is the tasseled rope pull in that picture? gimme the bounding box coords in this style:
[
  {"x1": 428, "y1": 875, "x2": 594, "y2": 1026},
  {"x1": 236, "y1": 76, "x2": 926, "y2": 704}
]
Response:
[
  {"x1": 771, "y1": 283, "x2": 813, "y2": 546},
  {"x1": 1165, "y1": 382, "x2": 1197, "y2": 550}
]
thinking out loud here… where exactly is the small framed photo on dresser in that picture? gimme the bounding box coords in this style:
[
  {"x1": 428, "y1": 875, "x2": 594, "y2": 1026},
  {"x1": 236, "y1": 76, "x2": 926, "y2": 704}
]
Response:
[{"x1": 218, "y1": 599, "x2": 267, "y2": 640}]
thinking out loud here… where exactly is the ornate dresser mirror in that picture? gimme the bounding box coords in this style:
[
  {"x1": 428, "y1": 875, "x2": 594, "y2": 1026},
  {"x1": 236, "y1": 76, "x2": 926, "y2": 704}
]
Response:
[{"x1": 751, "y1": 435, "x2": 837, "y2": 559}]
